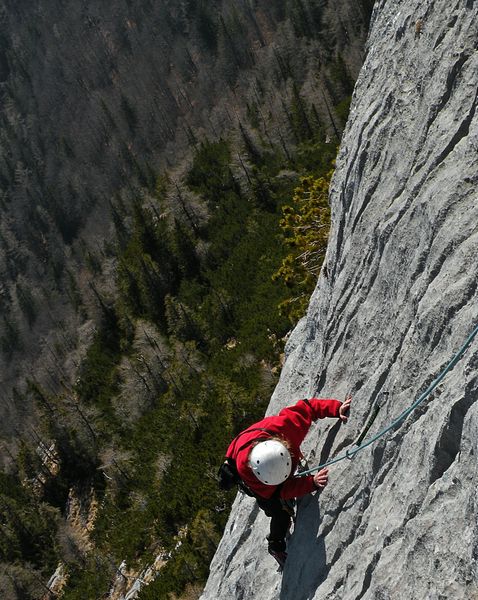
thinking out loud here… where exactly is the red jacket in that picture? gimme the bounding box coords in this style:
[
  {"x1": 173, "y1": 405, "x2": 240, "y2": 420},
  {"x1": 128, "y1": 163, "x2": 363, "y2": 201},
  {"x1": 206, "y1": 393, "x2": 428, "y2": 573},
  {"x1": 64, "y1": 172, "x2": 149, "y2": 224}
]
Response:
[{"x1": 226, "y1": 398, "x2": 342, "y2": 500}]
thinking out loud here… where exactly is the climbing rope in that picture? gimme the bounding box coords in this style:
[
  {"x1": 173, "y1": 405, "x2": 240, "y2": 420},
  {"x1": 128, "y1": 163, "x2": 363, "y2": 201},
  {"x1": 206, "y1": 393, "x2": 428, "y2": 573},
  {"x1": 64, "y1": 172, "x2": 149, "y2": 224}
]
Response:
[{"x1": 298, "y1": 322, "x2": 478, "y2": 477}]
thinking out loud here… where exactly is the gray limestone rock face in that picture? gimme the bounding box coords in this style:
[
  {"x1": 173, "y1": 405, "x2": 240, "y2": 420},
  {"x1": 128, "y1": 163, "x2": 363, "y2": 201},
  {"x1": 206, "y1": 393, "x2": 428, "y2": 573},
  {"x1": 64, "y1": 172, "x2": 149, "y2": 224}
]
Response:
[{"x1": 201, "y1": 1, "x2": 478, "y2": 599}]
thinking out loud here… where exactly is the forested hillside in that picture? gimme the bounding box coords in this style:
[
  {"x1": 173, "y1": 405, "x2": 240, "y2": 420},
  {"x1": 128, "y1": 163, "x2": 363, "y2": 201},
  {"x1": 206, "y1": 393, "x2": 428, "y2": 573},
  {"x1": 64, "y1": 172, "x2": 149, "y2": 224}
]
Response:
[{"x1": 0, "y1": 1, "x2": 373, "y2": 597}]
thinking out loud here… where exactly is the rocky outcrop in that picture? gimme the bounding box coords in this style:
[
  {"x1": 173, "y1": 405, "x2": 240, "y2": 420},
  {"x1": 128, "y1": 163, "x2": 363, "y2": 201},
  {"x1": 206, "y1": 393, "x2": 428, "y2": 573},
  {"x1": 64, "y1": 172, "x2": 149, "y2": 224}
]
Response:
[{"x1": 201, "y1": 1, "x2": 478, "y2": 598}]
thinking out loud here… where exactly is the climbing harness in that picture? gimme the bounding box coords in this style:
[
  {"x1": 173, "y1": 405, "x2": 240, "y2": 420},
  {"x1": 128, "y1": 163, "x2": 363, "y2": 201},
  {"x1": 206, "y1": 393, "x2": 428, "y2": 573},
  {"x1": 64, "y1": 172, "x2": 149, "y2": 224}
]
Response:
[{"x1": 298, "y1": 322, "x2": 478, "y2": 477}]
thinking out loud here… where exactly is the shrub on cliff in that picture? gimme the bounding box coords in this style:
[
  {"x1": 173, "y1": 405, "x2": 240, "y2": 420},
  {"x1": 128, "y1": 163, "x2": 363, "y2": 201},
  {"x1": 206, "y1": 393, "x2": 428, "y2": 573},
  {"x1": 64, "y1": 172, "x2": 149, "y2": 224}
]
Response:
[{"x1": 273, "y1": 169, "x2": 333, "y2": 322}]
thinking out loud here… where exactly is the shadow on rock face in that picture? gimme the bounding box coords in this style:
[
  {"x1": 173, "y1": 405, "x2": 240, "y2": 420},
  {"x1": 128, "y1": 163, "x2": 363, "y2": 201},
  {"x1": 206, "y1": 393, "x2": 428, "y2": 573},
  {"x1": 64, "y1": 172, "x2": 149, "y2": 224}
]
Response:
[{"x1": 280, "y1": 493, "x2": 327, "y2": 600}]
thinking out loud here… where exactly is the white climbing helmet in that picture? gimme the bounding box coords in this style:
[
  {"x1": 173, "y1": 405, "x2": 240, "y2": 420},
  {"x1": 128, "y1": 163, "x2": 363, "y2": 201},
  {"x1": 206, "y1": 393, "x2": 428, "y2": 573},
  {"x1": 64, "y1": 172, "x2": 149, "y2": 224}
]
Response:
[{"x1": 249, "y1": 440, "x2": 292, "y2": 485}]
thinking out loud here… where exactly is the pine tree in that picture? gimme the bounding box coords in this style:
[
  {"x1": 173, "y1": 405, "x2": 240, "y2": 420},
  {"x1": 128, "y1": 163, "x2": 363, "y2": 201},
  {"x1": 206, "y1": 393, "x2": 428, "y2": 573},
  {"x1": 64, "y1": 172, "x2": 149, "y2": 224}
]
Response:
[{"x1": 273, "y1": 170, "x2": 332, "y2": 321}]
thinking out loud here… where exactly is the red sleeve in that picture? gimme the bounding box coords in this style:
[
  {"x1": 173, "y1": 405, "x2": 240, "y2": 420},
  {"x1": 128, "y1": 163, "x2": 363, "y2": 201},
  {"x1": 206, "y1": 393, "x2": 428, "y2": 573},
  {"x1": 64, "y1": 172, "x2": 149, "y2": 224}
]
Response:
[
  {"x1": 280, "y1": 475, "x2": 316, "y2": 499},
  {"x1": 271, "y1": 398, "x2": 342, "y2": 450},
  {"x1": 305, "y1": 398, "x2": 343, "y2": 419}
]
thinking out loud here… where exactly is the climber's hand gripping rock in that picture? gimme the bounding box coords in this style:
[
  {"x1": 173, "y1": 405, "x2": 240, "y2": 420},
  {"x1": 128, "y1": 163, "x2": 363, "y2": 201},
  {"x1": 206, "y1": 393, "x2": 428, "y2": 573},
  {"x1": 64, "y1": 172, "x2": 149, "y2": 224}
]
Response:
[{"x1": 339, "y1": 395, "x2": 352, "y2": 422}]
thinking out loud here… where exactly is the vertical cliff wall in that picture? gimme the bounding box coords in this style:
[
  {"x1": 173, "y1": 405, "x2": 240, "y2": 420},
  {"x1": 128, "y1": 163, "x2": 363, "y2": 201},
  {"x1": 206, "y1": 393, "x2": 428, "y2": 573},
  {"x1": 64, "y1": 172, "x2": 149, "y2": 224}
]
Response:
[{"x1": 201, "y1": 0, "x2": 478, "y2": 598}]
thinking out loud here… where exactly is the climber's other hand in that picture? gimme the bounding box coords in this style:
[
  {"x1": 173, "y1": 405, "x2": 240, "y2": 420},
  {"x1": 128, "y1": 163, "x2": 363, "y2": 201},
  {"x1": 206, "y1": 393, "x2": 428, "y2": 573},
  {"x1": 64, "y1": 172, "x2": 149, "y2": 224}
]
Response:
[{"x1": 313, "y1": 468, "x2": 329, "y2": 490}]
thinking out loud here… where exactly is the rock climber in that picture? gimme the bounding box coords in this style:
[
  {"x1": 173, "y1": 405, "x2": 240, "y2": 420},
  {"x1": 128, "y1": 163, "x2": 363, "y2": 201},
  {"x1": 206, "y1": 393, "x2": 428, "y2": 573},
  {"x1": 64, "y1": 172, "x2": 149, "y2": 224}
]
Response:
[{"x1": 218, "y1": 395, "x2": 352, "y2": 569}]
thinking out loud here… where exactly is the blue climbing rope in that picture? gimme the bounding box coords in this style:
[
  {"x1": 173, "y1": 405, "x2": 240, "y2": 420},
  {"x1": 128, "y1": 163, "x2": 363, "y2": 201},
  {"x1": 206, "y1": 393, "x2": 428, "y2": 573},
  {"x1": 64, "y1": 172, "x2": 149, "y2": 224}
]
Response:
[{"x1": 298, "y1": 322, "x2": 478, "y2": 477}]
